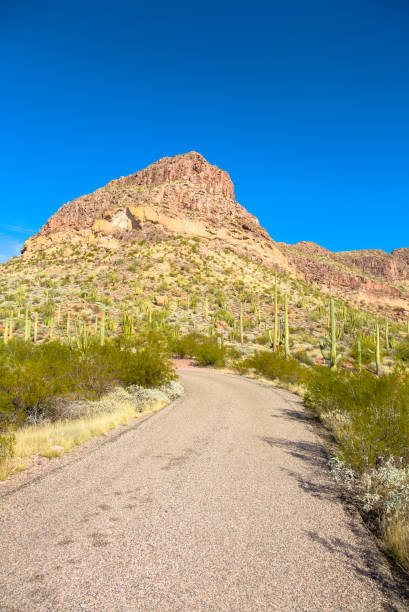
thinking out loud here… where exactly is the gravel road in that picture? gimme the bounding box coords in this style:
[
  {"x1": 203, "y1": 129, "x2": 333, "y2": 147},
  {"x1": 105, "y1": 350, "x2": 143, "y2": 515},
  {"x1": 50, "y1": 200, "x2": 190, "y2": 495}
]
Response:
[{"x1": 0, "y1": 369, "x2": 406, "y2": 611}]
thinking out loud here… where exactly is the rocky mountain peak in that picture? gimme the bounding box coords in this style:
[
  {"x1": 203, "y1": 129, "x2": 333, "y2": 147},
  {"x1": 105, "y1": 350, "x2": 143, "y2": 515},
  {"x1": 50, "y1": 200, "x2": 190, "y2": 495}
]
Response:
[
  {"x1": 22, "y1": 152, "x2": 288, "y2": 271},
  {"x1": 108, "y1": 151, "x2": 235, "y2": 200}
]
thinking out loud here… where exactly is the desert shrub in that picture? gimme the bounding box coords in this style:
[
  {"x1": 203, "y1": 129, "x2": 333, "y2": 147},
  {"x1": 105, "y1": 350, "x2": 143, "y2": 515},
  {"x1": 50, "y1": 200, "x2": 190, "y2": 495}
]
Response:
[
  {"x1": 237, "y1": 350, "x2": 308, "y2": 385},
  {"x1": 255, "y1": 334, "x2": 271, "y2": 346},
  {"x1": 394, "y1": 339, "x2": 409, "y2": 362},
  {"x1": 0, "y1": 338, "x2": 175, "y2": 424},
  {"x1": 350, "y1": 334, "x2": 381, "y2": 365},
  {"x1": 170, "y1": 332, "x2": 226, "y2": 366},
  {"x1": 214, "y1": 309, "x2": 234, "y2": 327},
  {"x1": 194, "y1": 340, "x2": 226, "y2": 367},
  {"x1": 305, "y1": 366, "x2": 409, "y2": 471},
  {"x1": 170, "y1": 332, "x2": 204, "y2": 358},
  {"x1": 293, "y1": 350, "x2": 314, "y2": 366}
]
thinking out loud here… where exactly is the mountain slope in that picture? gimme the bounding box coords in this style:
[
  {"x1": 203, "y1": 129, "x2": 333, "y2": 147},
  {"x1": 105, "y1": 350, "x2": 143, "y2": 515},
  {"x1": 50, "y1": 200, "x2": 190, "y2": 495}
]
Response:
[
  {"x1": 22, "y1": 151, "x2": 288, "y2": 272},
  {"x1": 0, "y1": 151, "x2": 408, "y2": 368},
  {"x1": 21, "y1": 151, "x2": 409, "y2": 314}
]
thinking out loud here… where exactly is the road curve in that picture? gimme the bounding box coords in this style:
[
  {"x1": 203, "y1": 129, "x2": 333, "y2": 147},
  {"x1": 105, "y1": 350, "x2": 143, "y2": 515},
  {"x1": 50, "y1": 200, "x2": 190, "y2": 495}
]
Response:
[{"x1": 0, "y1": 369, "x2": 405, "y2": 611}]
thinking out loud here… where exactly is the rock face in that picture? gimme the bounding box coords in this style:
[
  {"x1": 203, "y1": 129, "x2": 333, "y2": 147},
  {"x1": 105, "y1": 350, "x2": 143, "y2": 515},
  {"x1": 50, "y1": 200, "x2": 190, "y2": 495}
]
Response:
[
  {"x1": 278, "y1": 242, "x2": 409, "y2": 310},
  {"x1": 22, "y1": 151, "x2": 409, "y2": 311},
  {"x1": 22, "y1": 151, "x2": 288, "y2": 270}
]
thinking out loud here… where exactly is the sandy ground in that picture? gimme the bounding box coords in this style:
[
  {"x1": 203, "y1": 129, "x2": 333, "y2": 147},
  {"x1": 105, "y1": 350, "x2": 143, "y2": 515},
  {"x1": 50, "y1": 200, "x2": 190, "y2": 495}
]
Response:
[{"x1": 0, "y1": 369, "x2": 406, "y2": 611}]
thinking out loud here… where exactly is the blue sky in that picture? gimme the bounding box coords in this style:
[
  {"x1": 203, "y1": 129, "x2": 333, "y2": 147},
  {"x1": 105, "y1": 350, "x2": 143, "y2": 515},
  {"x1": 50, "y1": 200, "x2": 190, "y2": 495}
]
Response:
[{"x1": 1, "y1": 0, "x2": 409, "y2": 262}]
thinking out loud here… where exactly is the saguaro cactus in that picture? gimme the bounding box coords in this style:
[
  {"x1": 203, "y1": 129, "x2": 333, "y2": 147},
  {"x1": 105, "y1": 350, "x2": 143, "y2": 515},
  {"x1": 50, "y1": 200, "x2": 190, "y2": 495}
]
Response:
[
  {"x1": 204, "y1": 296, "x2": 209, "y2": 319},
  {"x1": 284, "y1": 294, "x2": 290, "y2": 358},
  {"x1": 67, "y1": 311, "x2": 71, "y2": 338},
  {"x1": 320, "y1": 298, "x2": 340, "y2": 370},
  {"x1": 273, "y1": 275, "x2": 278, "y2": 352},
  {"x1": 4, "y1": 319, "x2": 9, "y2": 345},
  {"x1": 356, "y1": 339, "x2": 362, "y2": 373},
  {"x1": 375, "y1": 322, "x2": 381, "y2": 375}
]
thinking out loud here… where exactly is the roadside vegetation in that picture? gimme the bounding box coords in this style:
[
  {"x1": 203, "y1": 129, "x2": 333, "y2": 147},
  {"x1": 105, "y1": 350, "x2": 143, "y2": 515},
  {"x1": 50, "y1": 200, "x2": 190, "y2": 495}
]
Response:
[
  {"x1": 2, "y1": 236, "x2": 409, "y2": 570},
  {"x1": 234, "y1": 349, "x2": 409, "y2": 573},
  {"x1": 0, "y1": 335, "x2": 177, "y2": 480}
]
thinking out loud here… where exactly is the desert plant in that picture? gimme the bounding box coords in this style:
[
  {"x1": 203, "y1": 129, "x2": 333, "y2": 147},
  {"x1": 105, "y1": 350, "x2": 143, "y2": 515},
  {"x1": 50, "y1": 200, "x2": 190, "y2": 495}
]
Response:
[
  {"x1": 273, "y1": 274, "x2": 279, "y2": 352},
  {"x1": 320, "y1": 298, "x2": 340, "y2": 370},
  {"x1": 284, "y1": 294, "x2": 290, "y2": 358},
  {"x1": 237, "y1": 350, "x2": 307, "y2": 385}
]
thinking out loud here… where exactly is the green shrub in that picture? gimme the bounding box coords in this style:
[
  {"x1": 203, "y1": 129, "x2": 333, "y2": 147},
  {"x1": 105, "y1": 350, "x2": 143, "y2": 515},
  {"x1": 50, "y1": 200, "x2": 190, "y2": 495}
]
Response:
[
  {"x1": 0, "y1": 338, "x2": 175, "y2": 424},
  {"x1": 194, "y1": 341, "x2": 226, "y2": 367},
  {"x1": 305, "y1": 366, "x2": 409, "y2": 471},
  {"x1": 170, "y1": 332, "x2": 226, "y2": 366},
  {"x1": 214, "y1": 309, "x2": 234, "y2": 327},
  {"x1": 170, "y1": 332, "x2": 203, "y2": 358},
  {"x1": 394, "y1": 339, "x2": 409, "y2": 362},
  {"x1": 237, "y1": 350, "x2": 307, "y2": 385},
  {"x1": 293, "y1": 350, "x2": 314, "y2": 366}
]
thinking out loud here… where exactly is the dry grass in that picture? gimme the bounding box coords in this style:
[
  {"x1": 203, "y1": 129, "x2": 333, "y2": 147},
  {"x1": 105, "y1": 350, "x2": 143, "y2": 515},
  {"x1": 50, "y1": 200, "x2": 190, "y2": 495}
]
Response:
[
  {"x1": 0, "y1": 397, "x2": 166, "y2": 481},
  {"x1": 383, "y1": 512, "x2": 409, "y2": 572}
]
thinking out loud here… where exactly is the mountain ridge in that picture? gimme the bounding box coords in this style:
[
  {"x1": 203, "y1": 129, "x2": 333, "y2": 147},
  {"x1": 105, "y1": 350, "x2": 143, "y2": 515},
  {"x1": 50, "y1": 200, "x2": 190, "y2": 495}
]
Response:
[{"x1": 20, "y1": 151, "x2": 409, "y2": 313}]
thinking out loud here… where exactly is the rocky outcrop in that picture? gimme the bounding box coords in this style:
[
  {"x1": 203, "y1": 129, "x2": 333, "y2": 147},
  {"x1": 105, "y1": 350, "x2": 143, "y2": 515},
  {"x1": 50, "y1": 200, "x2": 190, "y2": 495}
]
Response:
[
  {"x1": 277, "y1": 241, "x2": 409, "y2": 310},
  {"x1": 20, "y1": 151, "x2": 409, "y2": 311},
  {"x1": 22, "y1": 151, "x2": 288, "y2": 271}
]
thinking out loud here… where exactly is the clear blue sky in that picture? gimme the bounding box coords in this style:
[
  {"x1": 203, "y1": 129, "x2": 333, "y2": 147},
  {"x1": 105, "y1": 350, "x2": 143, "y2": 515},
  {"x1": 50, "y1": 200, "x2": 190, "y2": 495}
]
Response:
[{"x1": 1, "y1": 0, "x2": 409, "y2": 262}]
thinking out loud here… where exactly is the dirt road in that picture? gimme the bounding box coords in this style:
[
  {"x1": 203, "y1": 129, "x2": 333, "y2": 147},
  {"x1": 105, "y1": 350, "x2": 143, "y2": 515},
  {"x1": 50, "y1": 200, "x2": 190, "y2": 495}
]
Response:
[{"x1": 0, "y1": 370, "x2": 405, "y2": 610}]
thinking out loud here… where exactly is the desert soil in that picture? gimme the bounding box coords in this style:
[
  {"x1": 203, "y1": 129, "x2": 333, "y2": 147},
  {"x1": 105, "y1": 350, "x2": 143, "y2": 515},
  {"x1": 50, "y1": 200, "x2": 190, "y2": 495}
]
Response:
[{"x1": 0, "y1": 369, "x2": 406, "y2": 611}]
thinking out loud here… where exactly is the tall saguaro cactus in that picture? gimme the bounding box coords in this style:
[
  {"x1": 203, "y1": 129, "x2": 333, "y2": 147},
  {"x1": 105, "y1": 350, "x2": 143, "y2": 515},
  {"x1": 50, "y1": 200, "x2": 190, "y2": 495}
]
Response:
[
  {"x1": 356, "y1": 339, "x2": 362, "y2": 373},
  {"x1": 320, "y1": 298, "x2": 340, "y2": 370},
  {"x1": 273, "y1": 275, "x2": 278, "y2": 352},
  {"x1": 375, "y1": 322, "x2": 381, "y2": 375},
  {"x1": 284, "y1": 294, "x2": 290, "y2": 358}
]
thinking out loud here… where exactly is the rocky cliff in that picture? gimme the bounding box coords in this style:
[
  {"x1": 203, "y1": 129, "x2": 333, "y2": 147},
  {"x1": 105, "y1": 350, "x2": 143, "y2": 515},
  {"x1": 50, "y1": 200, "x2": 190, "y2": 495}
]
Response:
[
  {"x1": 23, "y1": 152, "x2": 288, "y2": 270},
  {"x1": 278, "y1": 242, "x2": 409, "y2": 310},
  {"x1": 22, "y1": 151, "x2": 409, "y2": 313}
]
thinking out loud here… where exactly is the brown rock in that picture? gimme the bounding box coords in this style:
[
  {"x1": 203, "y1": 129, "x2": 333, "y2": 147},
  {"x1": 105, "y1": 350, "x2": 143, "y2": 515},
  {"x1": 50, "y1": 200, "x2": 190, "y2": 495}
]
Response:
[{"x1": 154, "y1": 295, "x2": 167, "y2": 306}]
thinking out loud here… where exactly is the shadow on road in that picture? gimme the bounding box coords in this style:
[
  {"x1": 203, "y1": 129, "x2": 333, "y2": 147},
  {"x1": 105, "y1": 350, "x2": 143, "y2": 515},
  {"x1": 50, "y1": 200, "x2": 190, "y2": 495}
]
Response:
[
  {"x1": 260, "y1": 435, "x2": 409, "y2": 610},
  {"x1": 305, "y1": 529, "x2": 405, "y2": 612}
]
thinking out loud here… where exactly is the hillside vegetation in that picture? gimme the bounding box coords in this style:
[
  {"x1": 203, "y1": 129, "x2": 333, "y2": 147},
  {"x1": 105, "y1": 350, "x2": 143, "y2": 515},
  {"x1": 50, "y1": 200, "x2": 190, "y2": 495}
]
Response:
[{"x1": 1, "y1": 151, "x2": 409, "y2": 572}]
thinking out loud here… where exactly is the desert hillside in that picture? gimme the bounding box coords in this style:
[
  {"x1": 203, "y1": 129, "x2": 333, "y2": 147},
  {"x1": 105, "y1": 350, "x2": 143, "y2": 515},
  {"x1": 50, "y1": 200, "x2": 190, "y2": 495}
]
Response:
[{"x1": 0, "y1": 151, "x2": 408, "y2": 368}]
